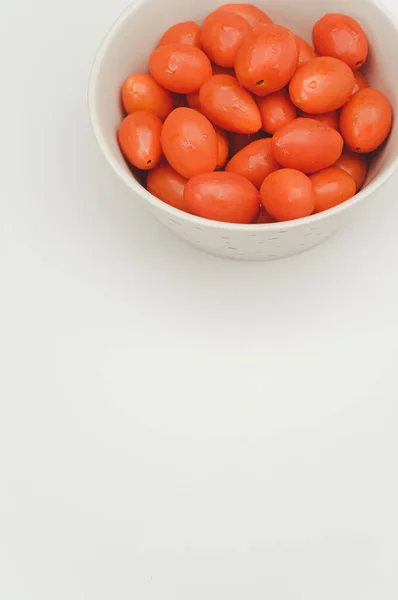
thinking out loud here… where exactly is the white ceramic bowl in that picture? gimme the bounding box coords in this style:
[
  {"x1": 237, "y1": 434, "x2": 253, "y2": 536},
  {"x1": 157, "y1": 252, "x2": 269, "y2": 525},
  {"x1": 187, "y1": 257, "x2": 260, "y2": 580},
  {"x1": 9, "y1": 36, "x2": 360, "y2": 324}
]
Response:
[{"x1": 89, "y1": 0, "x2": 398, "y2": 261}]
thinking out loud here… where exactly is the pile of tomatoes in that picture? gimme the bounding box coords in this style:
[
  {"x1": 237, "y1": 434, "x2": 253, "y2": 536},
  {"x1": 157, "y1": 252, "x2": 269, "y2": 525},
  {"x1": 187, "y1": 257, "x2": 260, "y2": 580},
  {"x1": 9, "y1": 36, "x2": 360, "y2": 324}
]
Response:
[{"x1": 117, "y1": 4, "x2": 393, "y2": 224}]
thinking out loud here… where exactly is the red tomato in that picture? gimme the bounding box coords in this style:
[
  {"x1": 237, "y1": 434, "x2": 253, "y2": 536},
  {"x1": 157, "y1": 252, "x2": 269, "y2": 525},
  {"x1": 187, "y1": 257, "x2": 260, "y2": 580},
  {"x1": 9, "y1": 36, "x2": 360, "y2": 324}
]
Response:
[
  {"x1": 158, "y1": 21, "x2": 201, "y2": 47},
  {"x1": 272, "y1": 118, "x2": 344, "y2": 173},
  {"x1": 289, "y1": 57, "x2": 355, "y2": 114},
  {"x1": 333, "y1": 149, "x2": 368, "y2": 191},
  {"x1": 161, "y1": 108, "x2": 218, "y2": 178},
  {"x1": 226, "y1": 138, "x2": 280, "y2": 189},
  {"x1": 235, "y1": 24, "x2": 299, "y2": 96},
  {"x1": 186, "y1": 91, "x2": 201, "y2": 110},
  {"x1": 313, "y1": 13, "x2": 369, "y2": 70},
  {"x1": 352, "y1": 71, "x2": 369, "y2": 96},
  {"x1": 260, "y1": 169, "x2": 315, "y2": 221},
  {"x1": 215, "y1": 128, "x2": 229, "y2": 169},
  {"x1": 184, "y1": 172, "x2": 260, "y2": 224},
  {"x1": 122, "y1": 73, "x2": 174, "y2": 120},
  {"x1": 257, "y1": 89, "x2": 297, "y2": 135},
  {"x1": 200, "y1": 75, "x2": 262, "y2": 134},
  {"x1": 302, "y1": 111, "x2": 339, "y2": 130},
  {"x1": 150, "y1": 44, "x2": 212, "y2": 94},
  {"x1": 340, "y1": 88, "x2": 393, "y2": 153},
  {"x1": 216, "y1": 3, "x2": 272, "y2": 29},
  {"x1": 254, "y1": 206, "x2": 276, "y2": 224},
  {"x1": 310, "y1": 168, "x2": 356, "y2": 213},
  {"x1": 228, "y1": 131, "x2": 265, "y2": 155},
  {"x1": 147, "y1": 163, "x2": 188, "y2": 211},
  {"x1": 201, "y1": 10, "x2": 250, "y2": 68},
  {"x1": 295, "y1": 35, "x2": 317, "y2": 67},
  {"x1": 118, "y1": 111, "x2": 163, "y2": 170}
]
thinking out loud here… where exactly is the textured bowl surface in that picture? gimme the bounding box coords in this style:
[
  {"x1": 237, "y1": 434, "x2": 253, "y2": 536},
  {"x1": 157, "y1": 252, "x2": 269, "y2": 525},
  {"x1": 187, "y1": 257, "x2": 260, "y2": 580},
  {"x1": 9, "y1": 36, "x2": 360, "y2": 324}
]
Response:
[{"x1": 89, "y1": 0, "x2": 398, "y2": 260}]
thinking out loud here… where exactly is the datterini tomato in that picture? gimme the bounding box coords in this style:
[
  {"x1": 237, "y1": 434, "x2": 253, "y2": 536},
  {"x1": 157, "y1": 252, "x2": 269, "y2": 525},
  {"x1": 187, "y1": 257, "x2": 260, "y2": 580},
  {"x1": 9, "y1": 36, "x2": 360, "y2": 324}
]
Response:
[
  {"x1": 216, "y1": 3, "x2": 272, "y2": 29},
  {"x1": 201, "y1": 10, "x2": 250, "y2": 68},
  {"x1": 118, "y1": 111, "x2": 163, "y2": 170},
  {"x1": 161, "y1": 108, "x2": 218, "y2": 178},
  {"x1": 310, "y1": 168, "x2": 356, "y2": 213},
  {"x1": 185, "y1": 172, "x2": 260, "y2": 224},
  {"x1": 260, "y1": 169, "x2": 315, "y2": 221},
  {"x1": 147, "y1": 163, "x2": 188, "y2": 211},
  {"x1": 215, "y1": 128, "x2": 229, "y2": 169},
  {"x1": 302, "y1": 111, "x2": 339, "y2": 130},
  {"x1": 313, "y1": 13, "x2": 368, "y2": 70},
  {"x1": 295, "y1": 35, "x2": 317, "y2": 67},
  {"x1": 352, "y1": 71, "x2": 368, "y2": 96},
  {"x1": 257, "y1": 89, "x2": 297, "y2": 135},
  {"x1": 226, "y1": 138, "x2": 280, "y2": 189},
  {"x1": 235, "y1": 24, "x2": 299, "y2": 96},
  {"x1": 150, "y1": 44, "x2": 212, "y2": 94},
  {"x1": 333, "y1": 149, "x2": 368, "y2": 191},
  {"x1": 122, "y1": 73, "x2": 174, "y2": 120},
  {"x1": 158, "y1": 21, "x2": 201, "y2": 47}
]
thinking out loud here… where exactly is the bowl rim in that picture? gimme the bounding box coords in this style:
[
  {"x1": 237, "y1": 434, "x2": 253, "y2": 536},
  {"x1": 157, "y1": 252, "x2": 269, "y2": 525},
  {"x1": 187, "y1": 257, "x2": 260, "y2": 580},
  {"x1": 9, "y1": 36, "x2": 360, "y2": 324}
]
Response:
[{"x1": 88, "y1": 0, "x2": 398, "y2": 232}]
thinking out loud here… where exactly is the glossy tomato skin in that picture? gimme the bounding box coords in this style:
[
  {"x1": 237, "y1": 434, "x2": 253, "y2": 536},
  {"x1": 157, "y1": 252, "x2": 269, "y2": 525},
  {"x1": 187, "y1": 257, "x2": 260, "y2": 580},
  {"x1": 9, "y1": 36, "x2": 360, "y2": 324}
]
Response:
[
  {"x1": 161, "y1": 108, "x2": 218, "y2": 178},
  {"x1": 295, "y1": 35, "x2": 317, "y2": 67},
  {"x1": 201, "y1": 10, "x2": 250, "y2": 68},
  {"x1": 185, "y1": 172, "x2": 260, "y2": 224},
  {"x1": 272, "y1": 118, "x2": 344, "y2": 174},
  {"x1": 226, "y1": 138, "x2": 280, "y2": 189},
  {"x1": 235, "y1": 24, "x2": 299, "y2": 97},
  {"x1": 302, "y1": 110, "x2": 339, "y2": 130},
  {"x1": 215, "y1": 128, "x2": 229, "y2": 169},
  {"x1": 313, "y1": 13, "x2": 368, "y2": 70},
  {"x1": 310, "y1": 167, "x2": 356, "y2": 213},
  {"x1": 199, "y1": 75, "x2": 261, "y2": 134},
  {"x1": 333, "y1": 149, "x2": 368, "y2": 191},
  {"x1": 122, "y1": 73, "x2": 174, "y2": 120},
  {"x1": 352, "y1": 71, "x2": 368, "y2": 96},
  {"x1": 257, "y1": 90, "x2": 297, "y2": 135},
  {"x1": 340, "y1": 88, "x2": 393, "y2": 153},
  {"x1": 150, "y1": 44, "x2": 212, "y2": 94},
  {"x1": 216, "y1": 3, "x2": 272, "y2": 29},
  {"x1": 289, "y1": 57, "x2": 355, "y2": 114},
  {"x1": 147, "y1": 163, "x2": 188, "y2": 211},
  {"x1": 118, "y1": 111, "x2": 163, "y2": 170},
  {"x1": 158, "y1": 21, "x2": 201, "y2": 47},
  {"x1": 260, "y1": 169, "x2": 315, "y2": 221}
]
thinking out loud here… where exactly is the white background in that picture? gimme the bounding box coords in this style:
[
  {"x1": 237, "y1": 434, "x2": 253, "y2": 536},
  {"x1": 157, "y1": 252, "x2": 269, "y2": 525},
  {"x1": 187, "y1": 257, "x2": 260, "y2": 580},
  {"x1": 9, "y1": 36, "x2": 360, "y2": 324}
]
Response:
[{"x1": 1, "y1": 0, "x2": 398, "y2": 598}]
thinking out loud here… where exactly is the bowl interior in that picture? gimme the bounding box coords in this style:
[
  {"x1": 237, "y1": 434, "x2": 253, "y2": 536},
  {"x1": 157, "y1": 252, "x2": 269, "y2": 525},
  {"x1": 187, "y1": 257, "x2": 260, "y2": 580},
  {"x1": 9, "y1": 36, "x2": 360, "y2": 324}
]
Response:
[{"x1": 90, "y1": 0, "x2": 398, "y2": 204}]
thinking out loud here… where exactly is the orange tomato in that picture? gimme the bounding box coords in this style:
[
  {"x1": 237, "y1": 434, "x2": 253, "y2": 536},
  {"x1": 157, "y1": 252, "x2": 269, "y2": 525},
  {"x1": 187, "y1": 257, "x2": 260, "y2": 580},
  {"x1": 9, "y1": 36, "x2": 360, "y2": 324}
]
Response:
[
  {"x1": 257, "y1": 89, "x2": 297, "y2": 135},
  {"x1": 302, "y1": 110, "x2": 339, "y2": 130},
  {"x1": 215, "y1": 128, "x2": 229, "y2": 169},
  {"x1": 161, "y1": 108, "x2": 218, "y2": 178},
  {"x1": 254, "y1": 206, "x2": 276, "y2": 224},
  {"x1": 122, "y1": 73, "x2": 174, "y2": 120},
  {"x1": 147, "y1": 163, "x2": 188, "y2": 211},
  {"x1": 310, "y1": 167, "x2": 356, "y2": 213},
  {"x1": 200, "y1": 75, "x2": 262, "y2": 134},
  {"x1": 226, "y1": 138, "x2": 280, "y2": 189},
  {"x1": 295, "y1": 35, "x2": 317, "y2": 67},
  {"x1": 332, "y1": 149, "x2": 368, "y2": 191},
  {"x1": 272, "y1": 118, "x2": 344, "y2": 173},
  {"x1": 186, "y1": 91, "x2": 201, "y2": 110},
  {"x1": 150, "y1": 44, "x2": 212, "y2": 94},
  {"x1": 184, "y1": 172, "x2": 260, "y2": 224},
  {"x1": 260, "y1": 169, "x2": 315, "y2": 221},
  {"x1": 289, "y1": 57, "x2": 355, "y2": 114},
  {"x1": 201, "y1": 10, "x2": 250, "y2": 68},
  {"x1": 158, "y1": 21, "x2": 201, "y2": 47},
  {"x1": 216, "y1": 3, "x2": 272, "y2": 29},
  {"x1": 118, "y1": 111, "x2": 163, "y2": 170},
  {"x1": 340, "y1": 88, "x2": 393, "y2": 153},
  {"x1": 235, "y1": 24, "x2": 299, "y2": 96},
  {"x1": 352, "y1": 71, "x2": 368, "y2": 96},
  {"x1": 313, "y1": 13, "x2": 368, "y2": 70}
]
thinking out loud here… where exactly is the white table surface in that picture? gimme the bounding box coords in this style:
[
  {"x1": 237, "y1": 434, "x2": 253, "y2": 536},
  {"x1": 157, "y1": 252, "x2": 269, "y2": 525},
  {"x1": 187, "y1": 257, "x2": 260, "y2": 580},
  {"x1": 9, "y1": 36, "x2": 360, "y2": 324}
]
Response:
[{"x1": 1, "y1": 1, "x2": 398, "y2": 598}]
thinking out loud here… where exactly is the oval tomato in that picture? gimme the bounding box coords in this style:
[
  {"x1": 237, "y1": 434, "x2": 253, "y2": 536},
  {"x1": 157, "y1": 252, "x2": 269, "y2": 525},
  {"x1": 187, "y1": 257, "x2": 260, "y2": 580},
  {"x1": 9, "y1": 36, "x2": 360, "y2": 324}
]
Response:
[
  {"x1": 235, "y1": 24, "x2": 299, "y2": 96},
  {"x1": 302, "y1": 110, "x2": 339, "y2": 130},
  {"x1": 216, "y1": 3, "x2": 272, "y2": 29},
  {"x1": 313, "y1": 13, "x2": 368, "y2": 70},
  {"x1": 161, "y1": 108, "x2": 218, "y2": 178},
  {"x1": 200, "y1": 75, "x2": 261, "y2": 134},
  {"x1": 272, "y1": 118, "x2": 344, "y2": 173},
  {"x1": 226, "y1": 138, "x2": 280, "y2": 189},
  {"x1": 118, "y1": 111, "x2": 163, "y2": 170},
  {"x1": 333, "y1": 149, "x2": 368, "y2": 191},
  {"x1": 158, "y1": 21, "x2": 201, "y2": 47},
  {"x1": 340, "y1": 88, "x2": 393, "y2": 153},
  {"x1": 289, "y1": 57, "x2": 355, "y2": 113},
  {"x1": 310, "y1": 167, "x2": 356, "y2": 213},
  {"x1": 147, "y1": 163, "x2": 188, "y2": 211},
  {"x1": 295, "y1": 35, "x2": 317, "y2": 67},
  {"x1": 185, "y1": 172, "x2": 260, "y2": 224},
  {"x1": 150, "y1": 44, "x2": 212, "y2": 94},
  {"x1": 201, "y1": 10, "x2": 250, "y2": 68},
  {"x1": 122, "y1": 73, "x2": 174, "y2": 120},
  {"x1": 215, "y1": 128, "x2": 229, "y2": 169},
  {"x1": 352, "y1": 71, "x2": 369, "y2": 96},
  {"x1": 257, "y1": 89, "x2": 297, "y2": 135},
  {"x1": 260, "y1": 169, "x2": 315, "y2": 221}
]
